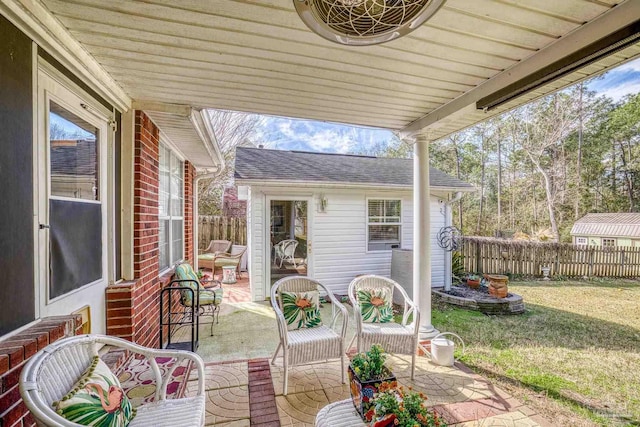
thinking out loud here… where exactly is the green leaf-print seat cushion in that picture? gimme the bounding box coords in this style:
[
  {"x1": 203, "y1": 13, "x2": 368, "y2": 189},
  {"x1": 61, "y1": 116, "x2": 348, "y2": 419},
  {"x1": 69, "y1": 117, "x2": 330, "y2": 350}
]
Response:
[
  {"x1": 53, "y1": 356, "x2": 135, "y2": 426},
  {"x1": 357, "y1": 288, "x2": 393, "y2": 323},
  {"x1": 280, "y1": 290, "x2": 323, "y2": 331},
  {"x1": 174, "y1": 263, "x2": 223, "y2": 307}
]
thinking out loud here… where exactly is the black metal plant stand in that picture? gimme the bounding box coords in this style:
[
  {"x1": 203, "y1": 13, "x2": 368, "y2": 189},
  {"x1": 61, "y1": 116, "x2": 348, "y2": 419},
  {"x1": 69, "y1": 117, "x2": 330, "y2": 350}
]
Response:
[{"x1": 160, "y1": 279, "x2": 200, "y2": 352}]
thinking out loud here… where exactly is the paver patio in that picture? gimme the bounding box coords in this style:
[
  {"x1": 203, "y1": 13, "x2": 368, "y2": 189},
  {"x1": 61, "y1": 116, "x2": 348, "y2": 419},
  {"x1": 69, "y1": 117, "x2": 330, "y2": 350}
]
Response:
[{"x1": 177, "y1": 277, "x2": 551, "y2": 426}]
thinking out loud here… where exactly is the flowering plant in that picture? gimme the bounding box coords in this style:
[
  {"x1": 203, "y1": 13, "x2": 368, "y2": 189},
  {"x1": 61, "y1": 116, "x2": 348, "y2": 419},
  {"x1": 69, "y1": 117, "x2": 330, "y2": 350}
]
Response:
[
  {"x1": 364, "y1": 384, "x2": 446, "y2": 427},
  {"x1": 350, "y1": 344, "x2": 387, "y2": 381}
]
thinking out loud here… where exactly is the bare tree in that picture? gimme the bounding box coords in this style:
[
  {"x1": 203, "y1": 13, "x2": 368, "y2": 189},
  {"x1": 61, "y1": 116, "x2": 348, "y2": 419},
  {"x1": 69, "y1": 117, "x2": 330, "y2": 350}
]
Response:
[
  {"x1": 198, "y1": 110, "x2": 264, "y2": 215},
  {"x1": 519, "y1": 94, "x2": 580, "y2": 241}
]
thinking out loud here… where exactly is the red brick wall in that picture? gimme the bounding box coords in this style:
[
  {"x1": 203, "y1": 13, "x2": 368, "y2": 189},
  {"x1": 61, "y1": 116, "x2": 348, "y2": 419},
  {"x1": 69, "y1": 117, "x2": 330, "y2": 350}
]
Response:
[
  {"x1": 107, "y1": 111, "x2": 161, "y2": 348},
  {"x1": 106, "y1": 111, "x2": 197, "y2": 349},
  {"x1": 0, "y1": 315, "x2": 82, "y2": 427},
  {"x1": 222, "y1": 186, "x2": 247, "y2": 218}
]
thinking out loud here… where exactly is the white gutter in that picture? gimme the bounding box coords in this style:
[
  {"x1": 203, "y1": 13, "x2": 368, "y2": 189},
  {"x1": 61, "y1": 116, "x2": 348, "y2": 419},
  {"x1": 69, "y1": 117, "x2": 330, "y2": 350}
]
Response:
[
  {"x1": 443, "y1": 192, "x2": 463, "y2": 291},
  {"x1": 190, "y1": 109, "x2": 225, "y2": 169},
  {"x1": 234, "y1": 179, "x2": 475, "y2": 193},
  {"x1": 191, "y1": 108, "x2": 226, "y2": 269}
]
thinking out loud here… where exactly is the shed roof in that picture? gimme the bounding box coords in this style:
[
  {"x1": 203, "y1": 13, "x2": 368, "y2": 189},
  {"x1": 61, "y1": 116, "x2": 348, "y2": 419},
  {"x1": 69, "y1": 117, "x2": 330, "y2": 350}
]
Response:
[
  {"x1": 234, "y1": 147, "x2": 473, "y2": 191},
  {"x1": 570, "y1": 213, "x2": 640, "y2": 238}
]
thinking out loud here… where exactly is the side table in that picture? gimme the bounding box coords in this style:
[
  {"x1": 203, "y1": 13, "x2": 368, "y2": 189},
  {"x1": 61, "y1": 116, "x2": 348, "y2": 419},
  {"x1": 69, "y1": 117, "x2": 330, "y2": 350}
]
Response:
[
  {"x1": 315, "y1": 399, "x2": 364, "y2": 427},
  {"x1": 222, "y1": 265, "x2": 237, "y2": 284}
]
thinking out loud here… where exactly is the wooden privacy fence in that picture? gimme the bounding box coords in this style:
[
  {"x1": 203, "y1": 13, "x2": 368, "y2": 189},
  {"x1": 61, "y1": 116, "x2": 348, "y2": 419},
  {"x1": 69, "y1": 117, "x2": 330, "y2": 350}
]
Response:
[
  {"x1": 198, "y1": 216, "x2": 247, "y2": 248},
  {"x1": 459, "y1": 236, "x2": 640, "y2": 278}
]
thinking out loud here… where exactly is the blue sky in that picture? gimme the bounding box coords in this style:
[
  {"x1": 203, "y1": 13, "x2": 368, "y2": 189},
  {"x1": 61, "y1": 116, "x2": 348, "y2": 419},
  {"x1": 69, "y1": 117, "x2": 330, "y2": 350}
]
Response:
[
  {"x1": 250, "y1": 57, "x2": 640, "y2": 154},
  {"x1": 586, "y1": 57, "x2": 640, "y2": 101},
  {"x1": 253, "y1": 118, "x2": 395, "y2": 154}
]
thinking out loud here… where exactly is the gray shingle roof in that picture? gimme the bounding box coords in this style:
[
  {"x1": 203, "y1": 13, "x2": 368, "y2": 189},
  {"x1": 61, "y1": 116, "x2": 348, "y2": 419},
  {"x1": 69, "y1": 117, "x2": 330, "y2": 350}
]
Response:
[
  {"x1": 234, "y1": 147, "x2": 474, "y2": 190},
  {"x1": 571, "y1": 213, "x2": 640, "y2": 238},
  {"x1": 51, "y1": 139, "x2": 97, "y2": 176}
]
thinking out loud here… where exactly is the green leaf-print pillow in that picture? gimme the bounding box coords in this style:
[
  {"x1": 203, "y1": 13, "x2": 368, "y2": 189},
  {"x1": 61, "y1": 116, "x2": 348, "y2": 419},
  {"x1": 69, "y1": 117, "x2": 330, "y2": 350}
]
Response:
[
  {"x1": 281, "y1": 290, "x2": 323, "y2": 331},
  {"x1": 53, "y1": 356, "x2": 136, "y2": 426},
  {"x1": 357, "y1": 288, "x2": 393, "y2": 323}
]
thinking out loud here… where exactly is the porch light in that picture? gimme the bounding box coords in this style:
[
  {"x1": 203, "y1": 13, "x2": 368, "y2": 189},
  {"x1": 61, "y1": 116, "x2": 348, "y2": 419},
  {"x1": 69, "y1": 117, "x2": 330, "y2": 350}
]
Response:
[{"x1": 294, "y1": 0, "x2": 446, "y2": 46}]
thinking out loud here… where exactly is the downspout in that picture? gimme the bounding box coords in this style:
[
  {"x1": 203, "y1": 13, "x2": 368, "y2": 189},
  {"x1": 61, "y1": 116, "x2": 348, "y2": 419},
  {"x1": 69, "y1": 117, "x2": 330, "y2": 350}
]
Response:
[
  {"x1": 443, "y1": 192, "x2": 463, "y2": 291},
  {"x1": 189, "y1": 109, "x2": 226, "y2": 270}
]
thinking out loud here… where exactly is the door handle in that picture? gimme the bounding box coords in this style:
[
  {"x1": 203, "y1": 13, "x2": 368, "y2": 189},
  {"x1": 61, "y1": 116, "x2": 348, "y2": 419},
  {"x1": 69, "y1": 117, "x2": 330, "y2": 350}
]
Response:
[{"x1": 39, "y1": 224, "x2": 50, "y2": 229}]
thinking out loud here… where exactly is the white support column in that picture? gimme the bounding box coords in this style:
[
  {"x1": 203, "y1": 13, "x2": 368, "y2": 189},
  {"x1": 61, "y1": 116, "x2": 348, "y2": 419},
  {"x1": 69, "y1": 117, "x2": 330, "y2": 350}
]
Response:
[{"x1": 413, "y1": 134, "x2": 439, "y2": 340}]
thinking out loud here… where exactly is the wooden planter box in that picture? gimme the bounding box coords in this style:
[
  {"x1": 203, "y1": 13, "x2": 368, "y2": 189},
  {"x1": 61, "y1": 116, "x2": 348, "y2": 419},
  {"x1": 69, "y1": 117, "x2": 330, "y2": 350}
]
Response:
[{"x1": 348, "y1": 365, "x2": 397, "y2": 420}]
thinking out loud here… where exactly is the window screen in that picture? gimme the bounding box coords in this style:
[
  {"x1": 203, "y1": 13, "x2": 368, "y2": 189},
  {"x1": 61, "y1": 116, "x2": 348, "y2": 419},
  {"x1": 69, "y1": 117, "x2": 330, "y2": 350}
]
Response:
[
  {"x1": 367, "y1": 199, "x2": 401, "y2": 251},
  {"x1": 49, "y1": 101, "x2": 99, "y2": 201}
]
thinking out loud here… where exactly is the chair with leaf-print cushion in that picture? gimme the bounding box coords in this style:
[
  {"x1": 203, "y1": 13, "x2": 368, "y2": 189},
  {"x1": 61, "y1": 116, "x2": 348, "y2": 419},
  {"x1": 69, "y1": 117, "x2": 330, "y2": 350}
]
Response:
[
  {"x1": 173, "y1": 262, "x2": 223, "y2": 336},
  {"x1": 20, "y1": 334, "x2": 205, "y2": 427},
  {"x1": 270, "y1": 276, "x2": 348, "y2": 395},
  {"x1": 348, "y1": 275, "x2": 420, "y2": 379}
]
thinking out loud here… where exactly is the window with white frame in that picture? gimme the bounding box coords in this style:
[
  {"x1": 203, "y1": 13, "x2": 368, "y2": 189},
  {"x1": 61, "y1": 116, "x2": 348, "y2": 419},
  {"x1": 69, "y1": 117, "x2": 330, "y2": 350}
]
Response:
[
  {"x1": 575, "y1": 237, "x2": 587, "y2": 246},
  {"x1": 602, "y1": 238, "x2": 616, "y2": 249},
  {"x1": 367, "y1": 199, "x2": 401, "y2": 251},
  {"x1": 159, "y1": 145, "x2": 184, "y2": 270}
]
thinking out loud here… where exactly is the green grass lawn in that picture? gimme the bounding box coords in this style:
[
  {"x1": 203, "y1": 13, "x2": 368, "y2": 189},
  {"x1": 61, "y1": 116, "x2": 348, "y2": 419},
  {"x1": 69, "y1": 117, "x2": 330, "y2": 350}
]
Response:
[{"x1": 432, "y1": 278, "x2": 640, "y2": 427}]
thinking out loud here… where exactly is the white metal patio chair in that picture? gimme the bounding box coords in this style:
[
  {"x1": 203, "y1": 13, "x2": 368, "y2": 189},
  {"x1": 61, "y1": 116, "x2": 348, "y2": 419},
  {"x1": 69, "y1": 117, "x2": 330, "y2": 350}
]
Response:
[
  {"x1": 20, "y1": 334, "x2": 206, "y2": 427},
  {"x1": 270, "y1": 276, "x2": 348, "y2": 395},
  {"x1": 274, "y1": 239, "x2": 298, "y2": 268},
  {"x1": 348, "y1": 274, "x2": 420, "y2": 379}
]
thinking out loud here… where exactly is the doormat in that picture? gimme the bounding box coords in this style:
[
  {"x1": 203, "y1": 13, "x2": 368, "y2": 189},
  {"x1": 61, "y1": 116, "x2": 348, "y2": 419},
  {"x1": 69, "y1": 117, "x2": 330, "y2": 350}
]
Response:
[{"x1": 117, "y1": 355, "x2": 192, "y2": 407}]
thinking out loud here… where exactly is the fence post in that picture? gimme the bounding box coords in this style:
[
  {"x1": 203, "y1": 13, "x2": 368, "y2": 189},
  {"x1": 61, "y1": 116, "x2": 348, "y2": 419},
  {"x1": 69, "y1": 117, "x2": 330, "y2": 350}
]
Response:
[
  {"x1": 475, "y1": 242, "x2": 482, "y2": 274},
  {"x1": 588, "y1": 247, "x2": 594, "y2": 277}
]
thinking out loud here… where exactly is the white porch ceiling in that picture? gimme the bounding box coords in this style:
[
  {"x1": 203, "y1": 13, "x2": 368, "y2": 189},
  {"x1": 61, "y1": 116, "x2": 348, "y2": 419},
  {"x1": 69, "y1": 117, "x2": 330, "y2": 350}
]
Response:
[{"x1": 33, "y1": 0, "x2": 640, "y2": 139}]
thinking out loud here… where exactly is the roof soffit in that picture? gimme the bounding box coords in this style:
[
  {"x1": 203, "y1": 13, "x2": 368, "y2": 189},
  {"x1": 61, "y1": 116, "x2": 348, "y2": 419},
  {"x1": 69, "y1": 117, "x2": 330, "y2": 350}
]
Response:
[{"x1": 14, "y1": 0, "x2": 639, "y2": 137}]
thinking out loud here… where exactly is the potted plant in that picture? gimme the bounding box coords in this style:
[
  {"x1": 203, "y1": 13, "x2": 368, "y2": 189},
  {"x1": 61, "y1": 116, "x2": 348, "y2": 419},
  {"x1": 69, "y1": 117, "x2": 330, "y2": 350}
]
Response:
[
  {"x1": 348, "y1": 344, "x2": 397, "y2": 418},
  {"x1": 466, "y1": 274, "x2": 481, "y2": 289},
  {"x1": 365, "y1": 385, "x2": 447, "y2": 427}
]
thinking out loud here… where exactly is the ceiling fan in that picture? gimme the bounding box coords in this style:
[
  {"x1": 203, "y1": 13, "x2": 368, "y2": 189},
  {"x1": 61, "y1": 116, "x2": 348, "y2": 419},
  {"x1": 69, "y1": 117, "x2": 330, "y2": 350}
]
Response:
[{"x1": 294, "y1": 0, "x2": 446, "y2": 46}]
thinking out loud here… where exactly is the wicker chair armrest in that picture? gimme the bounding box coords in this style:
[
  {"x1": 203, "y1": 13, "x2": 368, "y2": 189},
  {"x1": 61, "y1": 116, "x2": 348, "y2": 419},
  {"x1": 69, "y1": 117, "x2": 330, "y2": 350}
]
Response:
[
  {"x1": 400, "y1": 297, "x2": 418, "y2": 327},
  {"x1": 269, "y1": 288, "x2": 289, "y2": 348},
  {"x1": 325, "y1": 294, "x2": 348, "y2": 339},
  {"x1": 97, "y1": 336, "x2": 206, "y2": 400}
]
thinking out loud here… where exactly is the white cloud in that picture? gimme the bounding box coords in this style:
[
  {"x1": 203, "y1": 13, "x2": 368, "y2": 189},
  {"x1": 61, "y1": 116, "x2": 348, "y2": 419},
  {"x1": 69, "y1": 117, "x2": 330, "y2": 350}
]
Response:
[
  {"x1": 252, "y1": 115, "x2": 396, "y2": 154},
  {"x1": 303, "y1": 129, "x2": 354, "y2": 153},
  {"x1": 277, "y1": 121, "x2": 296, "y2": 138},
  {"x1": 598, "y1": 81, "x2": 640, "y2": 102},
  {"x1": 610, "y1": 57, "x2": 640, "y2": 74}
]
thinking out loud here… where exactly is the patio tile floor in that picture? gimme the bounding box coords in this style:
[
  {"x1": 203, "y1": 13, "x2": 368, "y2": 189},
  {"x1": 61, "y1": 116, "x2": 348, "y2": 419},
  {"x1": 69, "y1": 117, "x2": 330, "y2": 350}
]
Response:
[{"x1": 179, "y1": 276, "x2": 550, "y2": 426}]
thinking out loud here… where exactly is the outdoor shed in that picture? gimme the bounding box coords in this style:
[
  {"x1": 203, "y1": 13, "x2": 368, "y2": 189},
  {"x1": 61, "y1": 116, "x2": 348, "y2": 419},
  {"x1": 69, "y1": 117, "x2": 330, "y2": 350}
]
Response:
[
  {"x1": 234, "y1": 147, "x2": 474, "y2": 301},
  {"x1": 571, "y1": 213, "x2": 640, "y2": 248}
]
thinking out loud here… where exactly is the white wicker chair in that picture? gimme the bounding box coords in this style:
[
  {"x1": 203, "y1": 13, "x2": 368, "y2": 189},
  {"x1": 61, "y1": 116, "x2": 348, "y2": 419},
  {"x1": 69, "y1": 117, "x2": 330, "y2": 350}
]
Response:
[
  {"x1": 348, "y1": 275, "x2": 420, "y2": 379},
  {"x1": 274, "y1": 239, "x2": 299, "y2": 268},
  {"x1": 270, "y1": 276, "x2": 348, "y2": 395},
  {"x1": 20, "y1": 335, "x2": 206, "y2": 427}
]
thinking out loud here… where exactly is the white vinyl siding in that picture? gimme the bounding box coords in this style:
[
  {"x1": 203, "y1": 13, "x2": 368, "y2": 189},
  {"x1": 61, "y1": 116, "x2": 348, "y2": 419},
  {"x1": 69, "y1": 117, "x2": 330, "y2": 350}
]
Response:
[
  {"x1": 248, "y1": 188, "x2": 265, "y2": 301},
  {"x1": 245, "y1": 186, "x2": 448, "y2": 300},
  {"x1": 575, "y1": 237, "x2": 587, "y2": 246}
]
